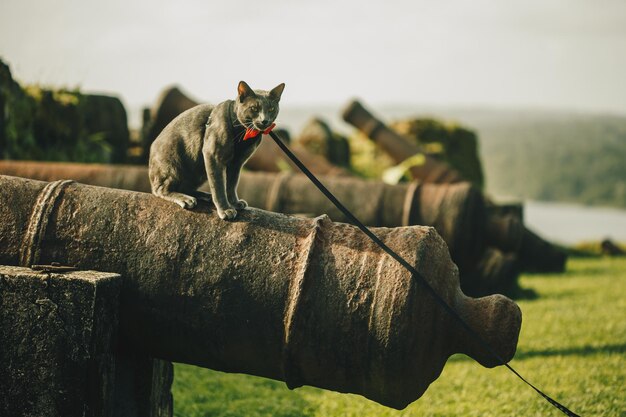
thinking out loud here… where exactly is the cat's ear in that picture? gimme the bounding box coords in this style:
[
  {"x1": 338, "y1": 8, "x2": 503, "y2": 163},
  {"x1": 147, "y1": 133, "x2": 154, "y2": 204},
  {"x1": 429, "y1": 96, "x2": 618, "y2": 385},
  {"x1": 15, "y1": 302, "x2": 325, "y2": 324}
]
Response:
[
  {"x1": 237, "y1": 81, "x2": 255, "y2": 102},
  {"x1": 269, "y1": 83, "x2": 285, "y2": 101}
]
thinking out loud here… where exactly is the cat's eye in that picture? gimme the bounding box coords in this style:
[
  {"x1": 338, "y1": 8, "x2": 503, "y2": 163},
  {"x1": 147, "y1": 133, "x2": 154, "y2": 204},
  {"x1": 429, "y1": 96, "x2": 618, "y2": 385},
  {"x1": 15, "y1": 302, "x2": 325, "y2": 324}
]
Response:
[
  {"x1": 251, "y1": 106, "x2": 259, "y2": 112},
  {"x1": 269, "y1": 107, "x2": 275, "y2": 112}
]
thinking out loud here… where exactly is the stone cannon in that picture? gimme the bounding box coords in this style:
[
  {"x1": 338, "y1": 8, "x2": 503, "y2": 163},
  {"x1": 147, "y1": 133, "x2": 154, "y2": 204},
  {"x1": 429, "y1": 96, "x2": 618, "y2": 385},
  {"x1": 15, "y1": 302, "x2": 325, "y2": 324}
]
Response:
[
  {"x1": 0, "y1": 266, "x2": 122, "y2": 417},
  {"x1": 342, "y1": 99, "x2": 464, "y2": 184},
  {"x1": 141, "y1": 86, "x2": 350, "y2": 176},
  {"x1": 0, "y1": 174, "x2": 522, "y2": 410},
  {"x1": 0, "y1": 161, "x2": 524, "y2": 296}
]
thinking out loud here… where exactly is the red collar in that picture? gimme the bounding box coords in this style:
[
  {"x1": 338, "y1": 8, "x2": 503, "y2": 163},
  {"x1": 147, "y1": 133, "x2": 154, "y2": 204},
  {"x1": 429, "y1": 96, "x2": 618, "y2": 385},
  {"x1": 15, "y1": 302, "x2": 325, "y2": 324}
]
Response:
[{"x1": 243, "y1": 123, "x2": 276, "y2": 141}]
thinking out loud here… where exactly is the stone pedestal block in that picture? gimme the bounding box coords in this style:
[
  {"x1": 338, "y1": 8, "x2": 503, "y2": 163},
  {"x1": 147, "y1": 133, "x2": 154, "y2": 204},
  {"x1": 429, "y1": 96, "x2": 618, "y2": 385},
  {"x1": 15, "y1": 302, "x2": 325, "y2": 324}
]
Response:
[
  {"x1": 0, "y1": 266, "x2": 120, "y2": 417},
  {"x1": 0, "y1": 266, "x2": 174, "y2": 417}
]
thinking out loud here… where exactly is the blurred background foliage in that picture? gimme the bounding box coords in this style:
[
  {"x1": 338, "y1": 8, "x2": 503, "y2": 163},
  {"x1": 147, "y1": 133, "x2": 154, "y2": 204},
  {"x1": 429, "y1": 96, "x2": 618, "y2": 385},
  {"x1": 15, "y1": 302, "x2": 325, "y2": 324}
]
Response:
[
  {"x1": 389, "y1": 117, "x2": 484, "y2": 188},
  {"x1": 1, "y1": 59, "x2": 128, "y2": 163}
]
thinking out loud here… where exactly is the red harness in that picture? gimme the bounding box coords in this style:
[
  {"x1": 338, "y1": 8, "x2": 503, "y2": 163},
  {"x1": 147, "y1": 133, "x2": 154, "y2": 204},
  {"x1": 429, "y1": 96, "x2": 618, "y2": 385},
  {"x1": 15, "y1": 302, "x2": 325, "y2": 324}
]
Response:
[{"x1": 243, "y1": 123, "x2": 276, "y2": 141}]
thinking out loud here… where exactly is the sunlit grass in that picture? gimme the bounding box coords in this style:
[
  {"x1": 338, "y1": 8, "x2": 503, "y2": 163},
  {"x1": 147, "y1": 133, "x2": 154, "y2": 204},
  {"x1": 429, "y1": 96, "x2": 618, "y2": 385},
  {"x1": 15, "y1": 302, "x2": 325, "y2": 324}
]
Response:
[{"x1": 173, "y1": 257, "x2": 626, "y2": 417}]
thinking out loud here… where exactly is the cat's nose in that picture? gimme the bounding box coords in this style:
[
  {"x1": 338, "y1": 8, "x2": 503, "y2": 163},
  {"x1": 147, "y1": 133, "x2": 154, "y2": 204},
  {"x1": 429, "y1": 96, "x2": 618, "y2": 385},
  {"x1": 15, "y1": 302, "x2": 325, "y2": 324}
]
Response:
[{"x1": 262, "y1": 118, "x2": 270, "y2": 126}]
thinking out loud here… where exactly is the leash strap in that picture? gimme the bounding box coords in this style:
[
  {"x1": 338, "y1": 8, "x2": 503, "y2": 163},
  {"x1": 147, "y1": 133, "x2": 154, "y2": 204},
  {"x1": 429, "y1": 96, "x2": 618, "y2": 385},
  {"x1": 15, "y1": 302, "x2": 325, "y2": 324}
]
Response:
[{"x1": 268, "y1": 130, "x2": 580, "y2": 417}]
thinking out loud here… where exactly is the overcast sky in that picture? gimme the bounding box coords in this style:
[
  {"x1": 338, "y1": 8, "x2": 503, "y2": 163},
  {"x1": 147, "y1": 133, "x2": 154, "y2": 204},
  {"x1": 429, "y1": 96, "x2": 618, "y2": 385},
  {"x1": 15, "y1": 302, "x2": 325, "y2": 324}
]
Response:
[{"x1": 1, "y1": 0, "x2": 625, "y2": 116}]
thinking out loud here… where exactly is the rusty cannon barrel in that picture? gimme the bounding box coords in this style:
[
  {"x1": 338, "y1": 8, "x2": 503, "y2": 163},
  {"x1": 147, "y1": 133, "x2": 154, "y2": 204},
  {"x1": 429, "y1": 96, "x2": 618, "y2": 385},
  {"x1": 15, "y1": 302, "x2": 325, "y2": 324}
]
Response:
[
  {"x1": 237, "y1": 172, "x2": 524, "y2": 296},
  {"x1": 0, "y1": 160, "x2": 153, "y2": 191},
  {"x1": 237, "y1": 171, "x2": 490, "y2": 270},
  {"x1": 0, "y1": 174, "x2": 522, "y2": 409},
  {"x1": 0, "y1": 161, "x2": 518, "y2": 259},
  {"x1": 0, "y1": 161, "x2": 525, "y2": 292},
  {"x1": 342, "y1": 100, "x2": 464, "y2": 184}
]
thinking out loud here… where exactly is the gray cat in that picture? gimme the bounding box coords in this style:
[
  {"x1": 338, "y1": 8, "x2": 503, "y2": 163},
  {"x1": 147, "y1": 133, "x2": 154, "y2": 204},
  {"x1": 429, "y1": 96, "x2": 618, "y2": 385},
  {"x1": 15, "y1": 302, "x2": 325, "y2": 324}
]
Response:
[{"x1": 149, "y1": 81, "x2": 285, "y2": 220}]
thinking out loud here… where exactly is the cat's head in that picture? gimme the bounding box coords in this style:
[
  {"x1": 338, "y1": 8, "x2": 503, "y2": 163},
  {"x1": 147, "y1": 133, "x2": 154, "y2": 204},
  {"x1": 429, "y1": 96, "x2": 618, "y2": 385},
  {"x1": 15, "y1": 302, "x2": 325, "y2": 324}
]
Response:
[{"x1": 234, "y1": 81, "x2": 285, "y2": 131}]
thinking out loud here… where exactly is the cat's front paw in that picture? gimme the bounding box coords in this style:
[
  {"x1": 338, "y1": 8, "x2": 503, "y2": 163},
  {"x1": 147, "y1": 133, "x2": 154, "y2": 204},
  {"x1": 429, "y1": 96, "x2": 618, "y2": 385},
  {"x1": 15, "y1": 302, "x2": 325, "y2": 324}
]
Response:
[
  {"x1": 218, "y1": 208, "x2": 238, "y2": 220},
  {"x1": 232, "y1": 199, "x2": 248, "y2": 209},
  {"x1": 175, "y1": 195, "x2": 197, "y2": 209}
]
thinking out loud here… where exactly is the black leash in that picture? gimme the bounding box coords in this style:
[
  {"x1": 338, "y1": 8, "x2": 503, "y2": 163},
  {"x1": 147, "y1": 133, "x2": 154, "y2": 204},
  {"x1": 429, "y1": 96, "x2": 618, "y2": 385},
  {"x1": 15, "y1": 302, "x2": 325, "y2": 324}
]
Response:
[{"x1": 268, "y1": 130, "x2": 580, "y2": 417}]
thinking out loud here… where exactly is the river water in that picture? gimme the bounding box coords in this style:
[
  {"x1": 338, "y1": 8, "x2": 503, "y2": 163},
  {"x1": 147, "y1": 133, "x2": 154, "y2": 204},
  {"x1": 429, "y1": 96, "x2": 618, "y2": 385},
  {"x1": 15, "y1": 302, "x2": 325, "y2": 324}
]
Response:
[{"x1": 524, "y1": 201, "x2": 626, "y2": 245}]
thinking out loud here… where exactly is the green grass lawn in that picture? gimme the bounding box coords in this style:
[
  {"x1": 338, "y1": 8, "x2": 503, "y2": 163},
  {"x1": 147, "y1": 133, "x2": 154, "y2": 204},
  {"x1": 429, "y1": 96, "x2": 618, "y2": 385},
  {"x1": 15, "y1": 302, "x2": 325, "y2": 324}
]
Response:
[{"x1": 172, "y1": 257, "x2": 626, "y2": 417}]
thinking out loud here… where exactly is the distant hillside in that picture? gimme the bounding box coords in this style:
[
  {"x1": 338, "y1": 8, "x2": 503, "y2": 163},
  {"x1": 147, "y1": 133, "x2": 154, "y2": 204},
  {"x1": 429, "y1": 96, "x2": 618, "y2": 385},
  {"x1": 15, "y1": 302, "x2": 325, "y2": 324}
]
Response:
[
  {"x1": 468, "y1": 111, "x2": 626, "y2": 208},
  {"x1": 276, "y1": 105, "x2": 626, "y2": 209}
]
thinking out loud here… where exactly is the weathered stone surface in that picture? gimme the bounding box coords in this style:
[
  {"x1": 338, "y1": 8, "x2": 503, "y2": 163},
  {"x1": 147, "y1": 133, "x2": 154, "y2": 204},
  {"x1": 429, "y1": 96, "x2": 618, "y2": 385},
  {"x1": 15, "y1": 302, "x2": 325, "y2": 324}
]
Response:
[
  {"x1": 0, "y1": 175, "x2": 521, "y2": 409},
  {"x1": 0, "y1": 266, "x2": 120, "y2": 417}
]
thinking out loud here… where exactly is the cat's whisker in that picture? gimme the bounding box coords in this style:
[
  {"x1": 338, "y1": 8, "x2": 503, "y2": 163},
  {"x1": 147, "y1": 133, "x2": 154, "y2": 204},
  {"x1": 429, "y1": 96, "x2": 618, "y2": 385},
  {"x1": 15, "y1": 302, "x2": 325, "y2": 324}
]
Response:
[{"x1": 235, "y1": 129, "x2": 246, "y2": 142}]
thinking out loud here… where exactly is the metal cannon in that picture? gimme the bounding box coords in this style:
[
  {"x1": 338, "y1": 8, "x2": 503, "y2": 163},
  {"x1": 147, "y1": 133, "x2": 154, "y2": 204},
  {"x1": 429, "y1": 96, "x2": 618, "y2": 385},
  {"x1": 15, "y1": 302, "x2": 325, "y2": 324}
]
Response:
[
  {"x1": 0, "y1": 174, "x2": 521, "y2": 409},
  {"x1": 342, "y1": 100, "x2": 464, "y2": 184},
  {"x1": 235, "y1": 172, "x2": 524, "y2": 296},
  {"x1": 0, "y1": 161, "x2": 524, "y2": 295}
]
